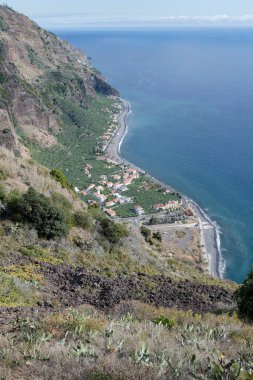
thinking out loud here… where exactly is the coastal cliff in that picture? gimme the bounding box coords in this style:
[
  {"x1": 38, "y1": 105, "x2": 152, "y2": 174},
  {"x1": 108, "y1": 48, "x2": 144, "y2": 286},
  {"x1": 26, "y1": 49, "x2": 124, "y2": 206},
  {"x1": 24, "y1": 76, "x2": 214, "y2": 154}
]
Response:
[
  {"x1": 0, "y1": 5, "x2": 117, "y2": 152},
  {"x1": 0, "y1": 5, "x2": 253, "y2": 380}
]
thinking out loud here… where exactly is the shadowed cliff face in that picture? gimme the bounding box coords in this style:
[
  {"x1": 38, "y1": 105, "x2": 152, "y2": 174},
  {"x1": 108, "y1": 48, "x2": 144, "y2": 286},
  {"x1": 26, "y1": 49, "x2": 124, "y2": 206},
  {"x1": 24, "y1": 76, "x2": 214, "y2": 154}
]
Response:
[{"x1": 0, "y1": 5, "x2": 118, "y2": 152}]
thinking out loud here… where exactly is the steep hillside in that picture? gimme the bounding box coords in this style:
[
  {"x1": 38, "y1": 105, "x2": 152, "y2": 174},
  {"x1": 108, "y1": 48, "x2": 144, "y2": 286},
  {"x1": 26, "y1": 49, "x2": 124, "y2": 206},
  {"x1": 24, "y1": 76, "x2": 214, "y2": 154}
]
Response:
[{"x1": 0, "y1": 4, "x2": 117, "y2": 153}]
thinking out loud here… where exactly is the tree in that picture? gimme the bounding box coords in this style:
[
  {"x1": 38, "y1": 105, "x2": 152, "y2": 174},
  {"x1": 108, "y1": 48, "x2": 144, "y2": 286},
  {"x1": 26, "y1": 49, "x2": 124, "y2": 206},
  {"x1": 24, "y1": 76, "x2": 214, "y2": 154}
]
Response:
[
  {"x1": 153, "y1": 231, "x2": 162, "y2": 242},
  {"x1": 235, "y1": 268, "x2": 253, "y2": 321},
  {"x1": 140, "y1": 226, "x2": 151, "y2": 241},
  {"x1": 18, "y1": 187, "x2": 68, "y2": 239},
  {"x1": 100, "y1": 218, "x2": 128, "y2": 244}
]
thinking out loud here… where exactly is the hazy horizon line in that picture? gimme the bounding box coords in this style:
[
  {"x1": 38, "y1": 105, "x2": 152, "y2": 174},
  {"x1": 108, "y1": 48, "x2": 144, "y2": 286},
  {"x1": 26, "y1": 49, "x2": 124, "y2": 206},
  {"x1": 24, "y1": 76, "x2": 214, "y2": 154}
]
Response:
[{"x1": 33, "y1": 14, "x2": 253, "y2": 29}]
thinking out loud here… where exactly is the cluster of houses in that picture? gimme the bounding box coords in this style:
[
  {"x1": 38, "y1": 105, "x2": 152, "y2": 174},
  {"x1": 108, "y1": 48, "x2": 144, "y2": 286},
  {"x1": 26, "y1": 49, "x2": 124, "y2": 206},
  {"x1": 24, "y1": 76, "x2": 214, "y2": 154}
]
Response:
[
  {"x1": 153, "y1": 200, "x2": 181, "y2": 212},
  {"x1": 74, "y1": 160, "x2": 187, "y2": 221},
  {"x1": 75, "y1": 161, "x2": 145, "y2": 218},
  {"x1": 83, "y1": 163, "x2": 93, "y2": 178}
]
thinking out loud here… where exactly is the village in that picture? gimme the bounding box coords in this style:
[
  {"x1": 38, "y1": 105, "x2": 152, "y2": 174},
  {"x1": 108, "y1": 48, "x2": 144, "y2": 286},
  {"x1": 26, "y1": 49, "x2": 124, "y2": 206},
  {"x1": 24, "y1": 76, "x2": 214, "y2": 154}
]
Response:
[
  {"x1": 71, "y1": 98, "x2": 195, "y2": 223},
  {"x1": 74, "y1": 156, "x2": 194, "y2": 223}
]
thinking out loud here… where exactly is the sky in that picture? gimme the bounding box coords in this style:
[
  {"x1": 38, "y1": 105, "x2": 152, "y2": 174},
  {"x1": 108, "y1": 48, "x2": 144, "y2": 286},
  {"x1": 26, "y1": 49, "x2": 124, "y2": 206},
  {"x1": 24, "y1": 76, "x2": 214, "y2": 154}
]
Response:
[{"x1": 3, "y1": 0, "x2": 253, "y2": 28}]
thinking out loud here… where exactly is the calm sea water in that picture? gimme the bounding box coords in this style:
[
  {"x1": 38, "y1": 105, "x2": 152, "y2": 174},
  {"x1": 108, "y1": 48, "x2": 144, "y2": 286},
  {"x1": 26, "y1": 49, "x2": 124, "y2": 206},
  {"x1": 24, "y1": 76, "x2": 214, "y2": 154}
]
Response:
[{"x1": 58, "y1": 28, "x2": 253, "y2": 283}]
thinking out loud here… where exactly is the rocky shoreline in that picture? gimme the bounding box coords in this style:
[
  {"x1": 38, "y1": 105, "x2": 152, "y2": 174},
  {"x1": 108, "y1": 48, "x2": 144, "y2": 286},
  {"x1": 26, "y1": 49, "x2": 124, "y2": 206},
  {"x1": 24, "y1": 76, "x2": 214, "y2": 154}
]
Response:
[{"x1": 106, "y1": 97, "x2": 222, "y2": 278}]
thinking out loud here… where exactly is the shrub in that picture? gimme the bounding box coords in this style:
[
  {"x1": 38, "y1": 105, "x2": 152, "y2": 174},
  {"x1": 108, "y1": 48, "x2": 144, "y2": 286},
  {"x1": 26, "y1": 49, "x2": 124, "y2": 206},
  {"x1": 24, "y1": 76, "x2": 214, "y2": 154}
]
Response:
[
  {"x1": 88, "y1": 204, "x2": 104, "y2": 221},
  {"x1": 51, "y1": 192, "x2": 72, "y2": 212},
  {"x1": 140, "y1": 226, "x2": 151, "y2": 240},
  {"x1": 0, "y1": 165, "x2": 9, "y2": 180},
  {"x1": 0, "y1": 16, "x2": 7, "y2": 32},
  {"x1": 90, "y1": 371, "x2": 112, "y2": 380},
  {"x1": 50, "y1": 168, "x2": 73, "y2": 190},
  {"x1": 17, "y1": 187, "x2": 69, "y2": 239},
  {"x1": 73, "y1": 210, "x2": 92, "y2": 230},
  {"x1": 235, "y1": 268, "x2": 253, "y2": 321},
  {"x1": 152, "y1": 231, "x2": 162, "y2": 242},
  {"x1": 0, "y1": 184, "x2": 6, "y2": 202},
  {"x1": 5, "y1": 189, "x2": 21, "y2": 214},
  {"x1": 51, "y1": 192, "x2": 73, "y2": 226},
  {"x1": 153, "y1": 316, "x2": 177, "y2": 330},
  {"x1": 100, "y1": 218, "x2": 129, "y2": 244}
]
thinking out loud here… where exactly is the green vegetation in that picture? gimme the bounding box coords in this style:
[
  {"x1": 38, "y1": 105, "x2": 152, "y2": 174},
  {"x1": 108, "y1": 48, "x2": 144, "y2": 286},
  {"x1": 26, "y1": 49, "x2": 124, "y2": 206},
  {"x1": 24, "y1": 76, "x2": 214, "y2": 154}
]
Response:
[
  {"x1": 153, "y1": 315, "x2": 177, "y2": 330},
  {"x1": 50, "y1": 168, "x2": 73, "y2": 190},
  {"x1": 0, "y1": 164, "x2": 9, "y2": 180},
  {"x1": 0, "y1": 15, "x2": 7, "y2": 31},
  {"x1": 100, "y1": 218, "x2": 129, "y2": 244},
  {"x1": 17, "y1": 187, "x2": 69, "y2": 239},
  {"x1": 153, "y1": 231, "x2": 162, "y2": 242},
  {"x1": 140, "y1": 226, "x2": 151, "y2": 241},
  {"x1": 0, "y1": 271, "x2": 37, "y2": 306},
  {"x1": 236, "y1": 268, "x2": 253, "y2": 322},
  {"x1": 121, "y1": 177, "x2": 181, "y2": 214},
  {"x1": 115, "y1": 203, "x2": 136, "y2": 218},
  {"x1": 73, "y1": 210, "x2": 93, "y2": 230},
  {"x1": 19, "y1": 245, "x2": 67, "y2": 265},
  {"x1": 5, "y1": 188, "x2": 21, "y2": 214},
  {"x1": 0, "y1": 72, "x2": 7, "y2": 84},
  {"x1": 33, "y1": 95, "x2": 116, "y2": 189}
]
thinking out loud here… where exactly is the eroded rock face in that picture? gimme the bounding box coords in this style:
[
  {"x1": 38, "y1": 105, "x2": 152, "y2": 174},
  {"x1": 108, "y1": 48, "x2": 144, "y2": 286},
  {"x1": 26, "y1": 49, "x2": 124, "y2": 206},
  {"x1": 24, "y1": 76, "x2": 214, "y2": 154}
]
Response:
[
  {"x1": 0, "y1": 5, "x2": 118, "y2": 152},
  {"x1": 11, "y1": 88, "x2": 59, "y2": 133},
  {"x1": 0, "y1": 108, "x2": 18, "y2": 149}
]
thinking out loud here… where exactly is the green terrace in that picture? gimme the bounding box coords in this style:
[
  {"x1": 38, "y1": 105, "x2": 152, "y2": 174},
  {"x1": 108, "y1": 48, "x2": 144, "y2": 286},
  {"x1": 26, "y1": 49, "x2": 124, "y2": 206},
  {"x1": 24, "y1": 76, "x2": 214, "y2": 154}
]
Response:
[{"x1": 29, "y1": 92, "x2": 182, "y2": 218}]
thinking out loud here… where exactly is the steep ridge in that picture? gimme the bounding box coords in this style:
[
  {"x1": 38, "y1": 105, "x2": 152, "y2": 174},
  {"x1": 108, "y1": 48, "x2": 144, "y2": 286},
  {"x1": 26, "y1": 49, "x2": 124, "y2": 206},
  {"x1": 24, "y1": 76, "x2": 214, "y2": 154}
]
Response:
[{"x1": 0, "y1": 5, "x2": 117, "y2": 152}]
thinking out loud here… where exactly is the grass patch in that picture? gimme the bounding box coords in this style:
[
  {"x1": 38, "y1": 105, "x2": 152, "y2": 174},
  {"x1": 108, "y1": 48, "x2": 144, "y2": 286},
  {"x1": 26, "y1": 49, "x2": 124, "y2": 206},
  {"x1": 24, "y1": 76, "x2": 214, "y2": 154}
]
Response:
[
  {"x1": 19, "y1": 245, "x2": 68, "y2": 265},
  {"x1": 0, "y1": 164, "x2": 9, "y2": 180},
  {"x1": 3, "y1": 263, "x2": 43, "y2": 283},
  {"x1": 0, "y1": 272, "x2": 38, "y2": 307}
]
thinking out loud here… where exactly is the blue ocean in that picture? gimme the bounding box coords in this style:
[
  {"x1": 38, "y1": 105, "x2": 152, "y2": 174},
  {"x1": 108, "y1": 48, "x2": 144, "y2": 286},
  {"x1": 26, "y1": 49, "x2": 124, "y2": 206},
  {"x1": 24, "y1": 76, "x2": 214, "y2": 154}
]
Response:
[{"x1": 58, "y1": 28, "x2": 253, "y2": 283}]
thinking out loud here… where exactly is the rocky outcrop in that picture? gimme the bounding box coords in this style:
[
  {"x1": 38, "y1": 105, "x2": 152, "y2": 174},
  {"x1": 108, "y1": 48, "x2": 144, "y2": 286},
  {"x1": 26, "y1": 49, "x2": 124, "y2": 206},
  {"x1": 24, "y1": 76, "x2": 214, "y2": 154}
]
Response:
[{"x1": 38, "y1": 263, "x2": 234, "y2": 313}]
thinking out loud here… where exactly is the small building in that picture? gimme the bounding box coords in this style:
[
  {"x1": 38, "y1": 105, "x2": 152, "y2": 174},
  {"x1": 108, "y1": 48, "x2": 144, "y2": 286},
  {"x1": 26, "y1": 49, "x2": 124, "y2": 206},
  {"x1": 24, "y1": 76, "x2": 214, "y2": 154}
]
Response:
[
  {"x1": 87, "y1": 184, "x2": 95, "y2": 191},
  {"x1": 113, "y1": 174, "x2": 121, "y2": 180},
  {"x1": 154, "y1": 203, "x2": 165, "y2": 211},
  {"x1": 113, "y1": 182, "x2": 124, "y2": 190},
  {"x1": 94, "y1": 192, "x2": 107, "y2": 203},
  {"x1": 134, "y1": 205, "x2": 145, "y2": 216},
  {"x1": 105, "y1": 200, "x2": 116, "y2": 208},
  {"x1": 128, "y1": 174, "x2": 139, "y2": 180},
  {"x1": 123, "y1": 178, "x2": 133, "y2": 186},
  {"x1": 127, "y1": 168, "x2": 138, "y2": 174},
  {"x1": 105, "y1": 209, "x2": 117, "y2": 218},
  {"x1": 118, "y1": 197, "x2": 131, "y2": 204},
  {"x1": 184, "y1": 208, "x2": 194, "y2": 217},
  {"x1": 96, "y1": 186, "x2": 104, "y2": 193}
]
